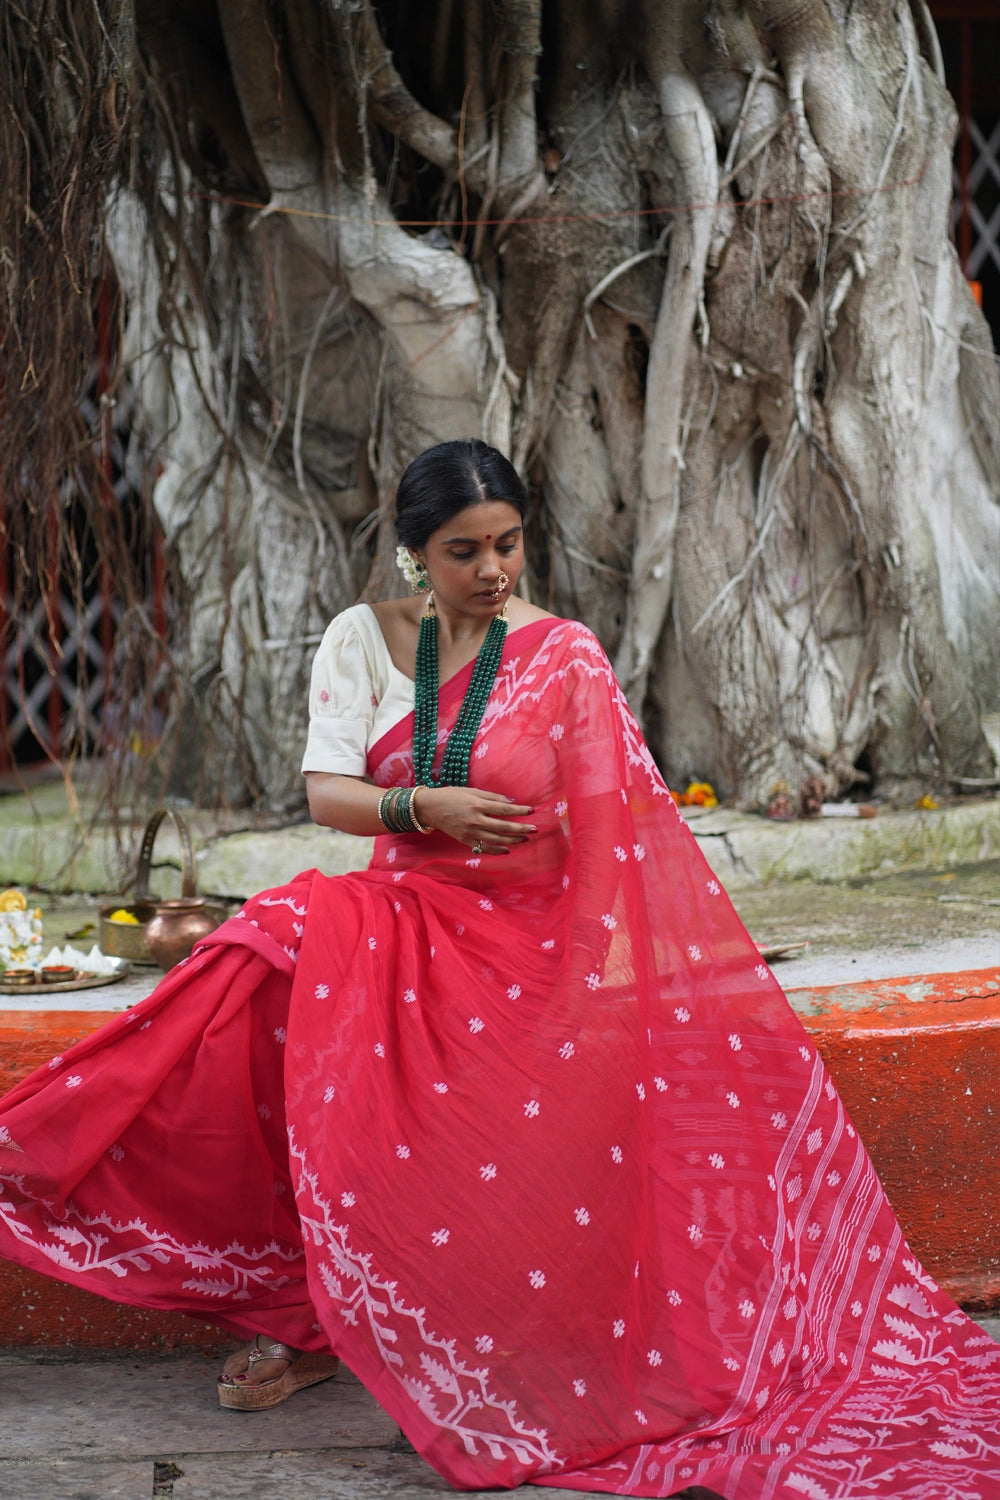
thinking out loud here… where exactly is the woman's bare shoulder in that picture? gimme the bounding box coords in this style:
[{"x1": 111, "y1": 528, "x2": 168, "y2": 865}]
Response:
[
  {"x1": 368, "y1": 597, "x2": 421, "y2": 626},
  {"x1": 507, "y1": 598, "x2": 557, "y2": 628},
  {"x1": 368, "y1": 596, "x2": 423, "y2": 644}
]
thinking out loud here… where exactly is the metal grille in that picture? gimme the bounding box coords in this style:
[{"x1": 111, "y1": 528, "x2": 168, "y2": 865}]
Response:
[
  {"x1": 0, "y1": 589, "x2": 119, "y2": 764},
  {"x1": 0, "y1": 345, "x2": 165, "y2": 771},
  {"x1": 956, "y1": 115, "x2": 1000, "y2": 281}
]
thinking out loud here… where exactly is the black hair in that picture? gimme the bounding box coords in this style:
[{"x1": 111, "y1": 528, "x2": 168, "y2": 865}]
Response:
[{"x1": 393, "y1": 439, "x2": 528, "y2": 548}]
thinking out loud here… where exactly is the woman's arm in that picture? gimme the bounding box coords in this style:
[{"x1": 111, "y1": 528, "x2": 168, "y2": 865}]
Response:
[{"x1": 305, "y1": 772, "x2": 536, "y2": 851}]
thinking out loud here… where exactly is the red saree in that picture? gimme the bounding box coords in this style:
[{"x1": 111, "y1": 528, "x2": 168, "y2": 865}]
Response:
[{"x1": 1, "y1": 617, "x2": 998, "y2": 1498}]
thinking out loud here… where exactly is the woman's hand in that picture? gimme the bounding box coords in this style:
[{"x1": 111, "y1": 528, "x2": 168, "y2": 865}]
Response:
[
  {"x1": 414, "y1": 786, "x2": 535, "y2": 854},
  {"x1": 304, "y1": 772, "x2": 534, "y2": 851}
]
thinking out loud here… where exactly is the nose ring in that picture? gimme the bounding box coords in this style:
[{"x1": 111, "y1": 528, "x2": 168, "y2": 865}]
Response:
[{"x1": 496, "y1": 571, "x2": 509, "y2": 591}]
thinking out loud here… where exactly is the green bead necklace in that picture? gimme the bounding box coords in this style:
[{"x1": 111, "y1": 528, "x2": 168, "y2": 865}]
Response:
[{"x1": 413, "y1": 599, "x2": 508, "y2": 787}]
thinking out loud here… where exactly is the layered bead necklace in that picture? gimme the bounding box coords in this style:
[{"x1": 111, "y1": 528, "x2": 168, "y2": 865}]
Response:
[{"x1": 413, "y1": 596, "x2": 508, "y2": 787}]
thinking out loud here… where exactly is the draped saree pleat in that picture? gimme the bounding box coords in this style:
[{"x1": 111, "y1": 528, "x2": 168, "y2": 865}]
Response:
[{"x1": 1, "y1": 617, "x2": 998, "y2": 1498}]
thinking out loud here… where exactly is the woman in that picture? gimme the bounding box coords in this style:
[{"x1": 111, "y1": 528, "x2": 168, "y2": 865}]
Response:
[{"x1": 0, "y1": 440, "x2": 997, "y2": 1498}]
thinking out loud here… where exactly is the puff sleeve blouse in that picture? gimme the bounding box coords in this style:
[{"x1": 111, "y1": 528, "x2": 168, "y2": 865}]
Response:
[{"x1": 300, "y1": 604, "x2": 415, "y2": 778}]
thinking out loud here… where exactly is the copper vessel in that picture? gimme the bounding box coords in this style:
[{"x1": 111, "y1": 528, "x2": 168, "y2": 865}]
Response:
[
  {"x1": 101, "y1": 810, "x2": 229, "y2": 970},
  {"x1": 144, "y1": 897, "x2": 220, "y2": 970}
]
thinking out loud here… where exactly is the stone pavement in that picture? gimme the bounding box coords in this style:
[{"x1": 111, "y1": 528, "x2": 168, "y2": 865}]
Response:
[
  {"x1": 2, "y1": 1325, "x2": 999, "y2": 1499},
  {"x1": 0, "y1": 1353, "x2": 527, "y2": 1499}
]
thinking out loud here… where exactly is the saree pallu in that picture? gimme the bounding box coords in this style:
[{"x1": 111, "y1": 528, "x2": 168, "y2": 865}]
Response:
[{"x1": 1, "y1": 617, "x2": 998, "y2": 1498}]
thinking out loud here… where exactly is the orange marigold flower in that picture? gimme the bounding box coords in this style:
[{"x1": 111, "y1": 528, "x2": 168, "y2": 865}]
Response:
[{"x1": 681, "y1": 781, "x2": 718, "y2": 808}]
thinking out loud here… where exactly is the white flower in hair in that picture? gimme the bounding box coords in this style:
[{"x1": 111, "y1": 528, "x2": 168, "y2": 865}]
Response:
[{"x1": 395, "y1": 545, "x2": 427, "y2": 589}]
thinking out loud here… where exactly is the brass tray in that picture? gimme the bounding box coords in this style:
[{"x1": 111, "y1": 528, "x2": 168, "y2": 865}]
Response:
[{"x1": 0, "y1": 962, "x2": 131, "y2": 996}]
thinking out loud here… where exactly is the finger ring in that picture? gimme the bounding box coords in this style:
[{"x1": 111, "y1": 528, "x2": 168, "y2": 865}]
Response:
[{"x1": 472, "y1": 841, "x2": 484, "y2": 854}]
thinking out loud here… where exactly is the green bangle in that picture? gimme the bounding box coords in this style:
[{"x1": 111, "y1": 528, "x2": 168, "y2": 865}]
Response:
[
  {"x1": 378, "y1": 787, "x2": 406, "y2": 831},
  {"x1": 377, "y1": 785, "x2": 430, "y2": 835},
  {"x1": 386, "y1": 787, "x2": 408, "y2": 832}
]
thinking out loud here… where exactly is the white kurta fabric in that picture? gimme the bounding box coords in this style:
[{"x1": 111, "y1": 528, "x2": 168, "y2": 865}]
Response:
[{"x1": 300, "y1": 604, "x2": 414, "y2": 776}]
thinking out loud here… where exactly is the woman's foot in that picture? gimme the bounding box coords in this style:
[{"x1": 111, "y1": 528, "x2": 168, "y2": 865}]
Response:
[
  {"x1": 217, "y1": 1334, "x2": 339, "y2": 1410},
  {"x1": 219, "y1": 1338, "x2": 295, "y2": 1387}
]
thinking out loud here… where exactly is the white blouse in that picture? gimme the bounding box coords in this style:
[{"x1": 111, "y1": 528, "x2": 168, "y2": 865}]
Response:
[{"x1": 300, "y1": 604, "x2": 415, "y2": 778}]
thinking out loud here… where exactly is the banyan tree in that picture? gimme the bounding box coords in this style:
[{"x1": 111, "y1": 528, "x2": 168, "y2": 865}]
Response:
[{"x1": 2, "y1": 0, "x2": 998, "y2": 813}]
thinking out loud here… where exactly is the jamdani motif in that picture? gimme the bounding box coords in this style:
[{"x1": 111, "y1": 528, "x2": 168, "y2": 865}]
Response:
[{"x1": 0, "y1": 617, "x2": 998, "y2": 1498}]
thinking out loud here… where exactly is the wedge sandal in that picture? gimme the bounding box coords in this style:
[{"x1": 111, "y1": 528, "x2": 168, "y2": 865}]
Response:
[{"x1": 217, "y1": 1335, "x2": 339, "y2": 1411}]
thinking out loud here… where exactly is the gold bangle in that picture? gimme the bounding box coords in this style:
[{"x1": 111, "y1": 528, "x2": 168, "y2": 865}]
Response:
[{"x1": 410, "y1": 785, "x2": 431, "y2": 834}]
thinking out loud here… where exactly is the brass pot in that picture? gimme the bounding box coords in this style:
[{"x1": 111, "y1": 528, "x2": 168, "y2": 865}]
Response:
[
  {"x1": 99, "y1": 809, "x2": 229, "y2": 969},
  {"x1": 144, "y1": 897, "x2": 224, "y2": 971},
  {"x1": 99, "y1": 901, "x2": 160, "y2": 963}
]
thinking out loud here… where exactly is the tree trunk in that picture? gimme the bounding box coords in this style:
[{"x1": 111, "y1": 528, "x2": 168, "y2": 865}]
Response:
[{"x1": 12, "y1": 1, "x2": 997, "y2": 810}]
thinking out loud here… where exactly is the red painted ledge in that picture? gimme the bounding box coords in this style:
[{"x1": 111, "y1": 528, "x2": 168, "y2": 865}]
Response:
[
  {"x1": 0, "y1": 968, "x2": 997, "y2": 1350},
  {"x1": 794, "y1": 967, "x2": 1000, "y2": 1312},
  {"x1": 0, "y1": 1006, "x2": 228, "y2": 1351}
]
